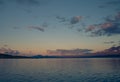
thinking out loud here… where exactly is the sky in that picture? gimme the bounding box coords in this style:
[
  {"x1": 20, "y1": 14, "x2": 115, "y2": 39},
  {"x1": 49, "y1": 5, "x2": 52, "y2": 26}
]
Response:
[{"x1": 0, "y1": 0, "x2": 120, "y2": 55}]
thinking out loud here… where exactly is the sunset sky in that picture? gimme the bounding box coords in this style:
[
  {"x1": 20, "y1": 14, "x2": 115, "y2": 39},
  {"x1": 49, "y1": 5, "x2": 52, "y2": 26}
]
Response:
[{"x1": 0, "y1": 0, "x2": 120, "y2": 55}]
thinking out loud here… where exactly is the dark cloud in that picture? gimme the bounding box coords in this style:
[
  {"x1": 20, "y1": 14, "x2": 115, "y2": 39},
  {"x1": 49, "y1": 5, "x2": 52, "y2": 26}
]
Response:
[
  {"x1": 56, "y1": 16, "x2": 67, "y2": 22},
  {"x1": 0, "y1": 47, "x2": 21, "y2": 55},
  {"x1": 28, "y1": 26, "x2": 45, "y2": 32},
  {"x1": 0, "y1": 0, "x2": 47, "y2": 13},
  {"x1": 94, "y1": 45, "x2": 120, "y2": 56},
  {"x1": 13, "y1": 0, "x2": 53, "y2": 6},
  {"x1": 3, "y1": 44, "x2": 8, "y2": 47},
  {"x1": 42, "y1": 22, "x2": 48, "y2": 28},
  {"x1": 14, "y1": 0, "x2": 40, "y2": 6},
  {"x1": 106, "y1": 0, "x2": 120, "y2": 5},
  {"x1": 98, "y1": 0, "x2": 120, "y2": 13},
  {"x1": 0, "y1": 0, "x2": 50, "y2": 9},
  {"x1": 47, "y1": 48, "x2": 93, "y2": 56},
  {"x1": 118, "y1": 41, "x2": 120, "y2": 45},
  {"x1": 13, "y1": 26, "x2": 20, "y2": 29},
  {"x1": 86, "y1": 25, "x2": 96, "y2": 32},
  {"x1": 98, "y1": 0, "x2": 120, "y2": 8},
  {"x1": 85, "y1": 12, "x2": 120, "y2": 36},
  {"x1": 55, "y1": 16, "x2": 83, "y2": 29},
  {"x1": 70, "y1": 16, "x2": 82, "y2": 24},
  {"x1": 104, "y1": 46, "x2": 120, "y2": 54},
  {"x1": 77, "y1": 28, "x2": 82, "y2": 32},
  {"x1": 104, "y1": 41, "x2": 115, "y2": 44},
  {"x1": 0, "y1": 0, "x2": 40, "y2": 6}
]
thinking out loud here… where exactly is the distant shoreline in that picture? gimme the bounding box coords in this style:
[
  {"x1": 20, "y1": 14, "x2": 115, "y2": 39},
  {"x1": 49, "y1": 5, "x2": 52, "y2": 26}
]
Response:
[
  {"x1": 0, "y1": 53, "x2": 120, "y2": 59},
  {"x1": 1, "y1": 56, "x2": 120, "y2": 59}
]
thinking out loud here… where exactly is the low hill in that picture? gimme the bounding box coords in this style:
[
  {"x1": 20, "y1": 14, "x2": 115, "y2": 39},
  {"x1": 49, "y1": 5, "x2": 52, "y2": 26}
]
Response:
[{"x1": 0, "y1": 53, "x2": 31, "y2": 59}]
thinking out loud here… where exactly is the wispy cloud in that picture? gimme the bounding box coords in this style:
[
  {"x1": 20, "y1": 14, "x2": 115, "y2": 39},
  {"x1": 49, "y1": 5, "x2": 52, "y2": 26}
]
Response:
[
  {"x1": 13, "y1": 0, "x2": 53, "y2": 6},
  {"x1": 42, "y1": 22, "x2": 48, "y2": 28},
  {"x1": 98, "y1": 0, "x2": 120, "y2": 10},
  {"x1": 47, "y1": 48, "x2": 93, "y2": 56},
  {"x1": 0, "y1": 0, "x2": 51, "y2": 13},
  {"x1": 106, "y1": 0, "x2": 120, "y2": 5},
  {"x1": 14, "y1": 0, "x2": 40, "y2": 6},
  {"x1": 56, "y1": 15, "x2": 82, "y2": 24},
  {"x1": 0, "y1": 0, "x2": 41, "y2": 6},
  {"x1": 104, "y1": 41, "x2": 115, "y2": 44},
  {"x1": 0, "y1": 47, "x2": 20, "y2": 55},
  {"x1": 28, "y1": 26, "x2": 45, "y2": 32},
  {"x1": 12, "y1": 26, "x2": 21, "y2": 29},
  {"x1": 56, "y1": 16, "x2": 68, "y2": 22}
]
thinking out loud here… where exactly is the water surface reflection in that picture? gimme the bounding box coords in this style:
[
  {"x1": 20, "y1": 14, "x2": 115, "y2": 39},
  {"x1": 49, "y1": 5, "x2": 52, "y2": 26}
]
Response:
[{"x1": 0, "y1": 58, "x2": 120, "y2": 82}]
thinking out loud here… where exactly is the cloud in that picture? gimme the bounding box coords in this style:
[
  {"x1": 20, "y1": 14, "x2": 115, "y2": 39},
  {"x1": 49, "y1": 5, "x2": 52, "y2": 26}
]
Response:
[
  {"x1": 14, "y1": 0, "x2": 40, "y2": 6},
  {"x1": 12, "y1": 26, "x2": 20, "y2": 29},
  {"x1": 55, "y1": 16, "x2": 83, "y2": 29},
  {"x1": 86, "y1": 25, "x2": 96, "y2": 32},
  {"x1": 0, "y1": 47, "x2": 21, "y2": 55},
  {"x1": 106, "y1": 0, "x2": 120, "y2": 5},
  {"x1": 3, "y1": 44, "x2": 8, "y2": 47},
  {"x1": 13, "y1": 0, "x2": 53, "y2": 6},
  {"x1": 70, "y1": 16, "x2": 82, "y2": 24},
  {"x1": 103, "y1": 46, "x2": 120, "y2": 54},
  {"x1": 0, "y1": 0, "x2": 52, "y2": 13},
  {"x1": 98, "y1": 0, "x2": 120, "y2": 9},
  {"x1": 0, "y1": 0, "x2": 41, "y2": 6},
  {"x1": 85, "y1": 12, "x2": 120, "y2": 36},
  {"x1": 56, "y1": 16, "x2": 67, "y2": 22},
  {"x1": 28, "y1": 26, "x2": 45, "y2": 32},
  {"x1": 93, "y1": 45, "x2": 120, "y2": 56},
  {"x1": 42, "y1": 22, "x2": 48, "y2": 28},
  {"x1": 115, "y1": 12, "x2": 120, "y2": 20},
  {"x1": 47, "y1": 48, "x2": 93, "y2": 56},
  {"x1": 104, "y1": 41, "x2": 115, "y2": 44},
  {"x1": 77, "y1": 28, "x2": 82, "y2": 32}
]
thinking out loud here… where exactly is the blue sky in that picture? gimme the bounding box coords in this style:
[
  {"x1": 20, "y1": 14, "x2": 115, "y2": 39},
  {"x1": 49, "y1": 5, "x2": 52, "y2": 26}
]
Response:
[{"x1": 0, "y1": 0, "x2": 120, "y2": 55}]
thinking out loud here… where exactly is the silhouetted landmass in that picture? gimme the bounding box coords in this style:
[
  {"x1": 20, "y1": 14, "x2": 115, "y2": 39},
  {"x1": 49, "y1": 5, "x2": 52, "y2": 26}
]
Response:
[
  {"x1": 30, "y1": 54, "x2": 118, "y2": 58},
  {"x1": 31, "y1": 55, "x2": 61, "y2": 58},
  {"x1": 31, "y1": 54, "x2": 120, "y2": 58},
  {"x1": 0, "y1": 53, "x2": 31, "y2": 59},
  {"x1": 75, "y1": 54, "x2": 120, "y2": 58},
  {"x1": 0, "y1": 54, "x2": 120, "y2": 59}
]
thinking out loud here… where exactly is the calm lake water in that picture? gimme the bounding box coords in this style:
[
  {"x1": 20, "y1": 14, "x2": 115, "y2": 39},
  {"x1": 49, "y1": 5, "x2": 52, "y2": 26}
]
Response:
[{"x1": 0, "y1": 58, "x2": 120, "y2": 82}]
